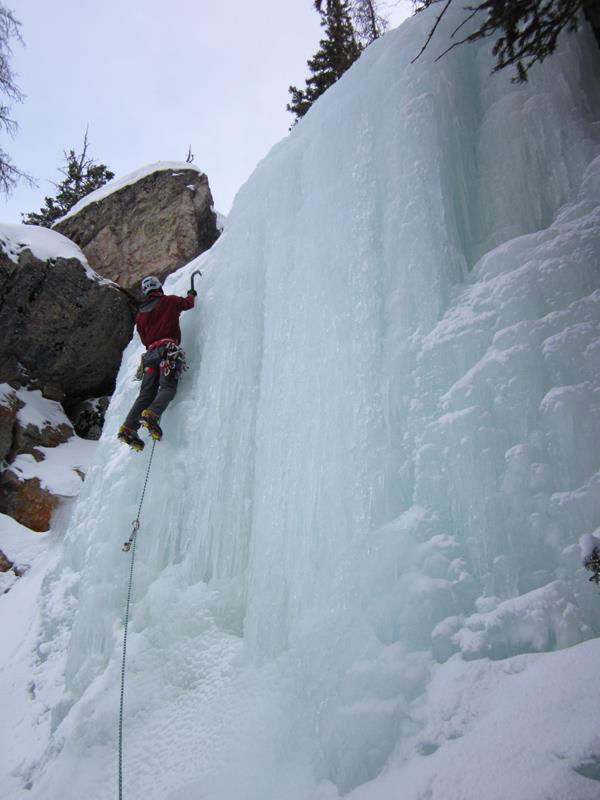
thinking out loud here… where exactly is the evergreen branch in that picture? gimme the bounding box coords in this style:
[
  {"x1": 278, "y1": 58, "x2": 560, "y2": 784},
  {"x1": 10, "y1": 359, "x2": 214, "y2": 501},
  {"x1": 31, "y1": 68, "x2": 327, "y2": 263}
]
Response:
[{"x1": 411, "y1": 0, "x2": 454, "y2": 63}]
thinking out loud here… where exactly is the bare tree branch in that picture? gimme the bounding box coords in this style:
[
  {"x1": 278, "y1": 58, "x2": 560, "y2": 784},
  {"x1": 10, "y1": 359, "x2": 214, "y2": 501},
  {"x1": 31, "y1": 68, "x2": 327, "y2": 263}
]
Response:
[
  {"x1": 411, "y1": 0, "x2": 453, "y2": 63},
  {"x1": 0, "y1": 4, "x2": 34, "y2": 196},
  {"x1": 413, "y1": 0, "x2": 593, "y2": 81}
]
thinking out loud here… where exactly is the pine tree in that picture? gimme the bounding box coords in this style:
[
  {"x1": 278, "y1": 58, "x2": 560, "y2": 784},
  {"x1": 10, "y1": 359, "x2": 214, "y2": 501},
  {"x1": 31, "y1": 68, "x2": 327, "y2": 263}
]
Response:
[
  {"x1": 287, "y1": 0, "x2": 363, "y2": 123},
  {"x1": 413, "y1": 0, "x2": 600, "y2": 82},
  {"x1": 350, "y1": 0, "x2": 389, "y2": 46},
  {"x1": 23, "y1": 130, "x2": 114, "y2": 227}
]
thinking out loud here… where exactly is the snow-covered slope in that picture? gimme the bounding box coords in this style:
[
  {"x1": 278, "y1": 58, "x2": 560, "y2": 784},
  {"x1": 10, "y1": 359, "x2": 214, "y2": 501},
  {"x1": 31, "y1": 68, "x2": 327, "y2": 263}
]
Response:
[{"x1": 2, "y1": 6, "x2": 600, "y2": 799}]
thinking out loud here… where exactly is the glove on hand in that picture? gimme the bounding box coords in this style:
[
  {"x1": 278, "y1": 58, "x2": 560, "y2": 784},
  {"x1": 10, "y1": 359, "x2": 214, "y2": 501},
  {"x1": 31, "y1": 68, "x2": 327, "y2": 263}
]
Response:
[{"x1": 188, "y1": 289, "x2": 197, "y2": 297}]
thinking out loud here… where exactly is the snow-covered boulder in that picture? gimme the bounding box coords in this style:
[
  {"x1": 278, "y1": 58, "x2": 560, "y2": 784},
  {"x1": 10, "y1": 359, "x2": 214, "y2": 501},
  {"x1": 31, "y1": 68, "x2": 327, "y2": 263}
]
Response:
[
  {"x1": 53, "y1": 162, "x2": 220, "y2": 291},
  {"x1": 0, "y1": 385, "x2": 69, "y2": 531},
  {"x1": 0, "y1": 385, "x2": 97, "y2": 532},
  {"x1": 0, "y1": 224, "x2": 133, "y2": 400}
]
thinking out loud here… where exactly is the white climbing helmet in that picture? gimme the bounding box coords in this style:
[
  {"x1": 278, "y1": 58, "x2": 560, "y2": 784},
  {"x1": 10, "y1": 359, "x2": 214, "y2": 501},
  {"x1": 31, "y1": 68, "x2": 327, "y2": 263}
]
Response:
[{"x1": 141, "y1": 276, "x2": 162, "y2": 295}]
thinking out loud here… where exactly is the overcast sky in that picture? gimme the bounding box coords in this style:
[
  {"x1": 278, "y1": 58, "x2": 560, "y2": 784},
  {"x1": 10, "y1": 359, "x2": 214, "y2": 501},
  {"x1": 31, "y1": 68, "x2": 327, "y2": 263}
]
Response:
[{"x1": 2, "y1": 0, "x2": 412, "y2": 224}]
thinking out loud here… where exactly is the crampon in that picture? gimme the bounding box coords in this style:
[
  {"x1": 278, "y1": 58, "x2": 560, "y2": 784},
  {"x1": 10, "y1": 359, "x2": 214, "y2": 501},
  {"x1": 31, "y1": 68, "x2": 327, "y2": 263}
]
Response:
[
  {"x1": 140, "y1": 409, "x2": 163, "y2": 441},
  {"x1": 117, "y1": 425, "x2": 145, "y2": 452}
]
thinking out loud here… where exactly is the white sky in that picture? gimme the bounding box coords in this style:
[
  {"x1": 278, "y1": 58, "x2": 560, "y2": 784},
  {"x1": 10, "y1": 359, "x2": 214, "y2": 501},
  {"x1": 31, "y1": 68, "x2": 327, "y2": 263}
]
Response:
[{"x1": 2, "y1": 0, "x2": 412, "y2": 223}]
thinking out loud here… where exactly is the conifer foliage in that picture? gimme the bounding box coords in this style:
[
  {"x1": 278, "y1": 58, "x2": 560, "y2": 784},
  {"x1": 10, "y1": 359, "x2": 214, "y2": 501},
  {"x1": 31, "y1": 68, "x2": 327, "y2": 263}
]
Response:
[
  {"x1": 413, "y1": 0, "x2": 600, "y2": 82},
  {"x1": 23, "y1": 131, "x2": 114, "y2": 227},
  {"x1": 287, "y1": 0, "x2": 363, "y2": 123},
  {"x1": 350, "y1": 0, "x2": 388, "y2": 45}
]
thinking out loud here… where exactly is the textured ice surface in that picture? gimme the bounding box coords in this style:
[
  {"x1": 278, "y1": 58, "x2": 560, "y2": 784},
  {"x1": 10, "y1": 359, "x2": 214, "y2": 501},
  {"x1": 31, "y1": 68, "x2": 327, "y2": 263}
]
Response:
[{"x1": 1, "y1": 6, "x2": 600, "y2": 800}]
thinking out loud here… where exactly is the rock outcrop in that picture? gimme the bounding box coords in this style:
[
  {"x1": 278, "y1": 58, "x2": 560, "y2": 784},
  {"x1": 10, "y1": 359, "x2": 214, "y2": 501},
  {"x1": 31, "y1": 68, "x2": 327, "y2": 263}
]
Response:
[
  {"x1": 0, "y1": 548, "x2": 13, "y2": 573},
  {"x1": 0, "y1": 384, "x2": 75, "y2": 531},
  {"x1": 0, "y1": 385, "x2": 97, "y2": 533},
  {"x1": 0, "y1": 227, "x2": 134, "y2": 400},
  {"x1": 0, "y1": 472, "x2": 57, "y2": 532},
  {"x1": 65, "y1": 396, "x2": 110, "y2": 440},
  {"x1": 0, "y1": 388, "x2": 17, "y2": 462},
  {"x1": 53, "y1": 163, "x2": 220, "y2": 291}
]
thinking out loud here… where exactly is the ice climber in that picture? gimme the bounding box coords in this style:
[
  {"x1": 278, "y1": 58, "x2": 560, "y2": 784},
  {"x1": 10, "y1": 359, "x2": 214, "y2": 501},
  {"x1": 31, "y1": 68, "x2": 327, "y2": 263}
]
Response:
[{"x1": 118, "y1": 275, "x2": 197, "y2": 451}]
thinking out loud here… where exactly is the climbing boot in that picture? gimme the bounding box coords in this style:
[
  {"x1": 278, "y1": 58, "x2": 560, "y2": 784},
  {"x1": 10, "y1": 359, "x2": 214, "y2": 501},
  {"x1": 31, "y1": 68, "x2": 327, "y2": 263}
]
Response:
[
  {"x1": 140, "y1": 409, "x2": 163, "y2": 441},
  {"x1": 117, "y1": 425, "x2": 145, "y2": 452}
]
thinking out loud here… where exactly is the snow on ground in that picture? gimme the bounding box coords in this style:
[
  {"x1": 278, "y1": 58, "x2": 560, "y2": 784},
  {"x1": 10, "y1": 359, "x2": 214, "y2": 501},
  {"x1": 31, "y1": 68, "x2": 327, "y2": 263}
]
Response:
[
  {"x1": 10, "y1": 437, "x2": 98, "y2": 497},
  {"x1": 55, "y1": 161, "x2": 205, "y2": 224},
  {"x1": 347, "y1": 638, "x2": 600, "y2": 800},
  {"x1": 0, "y1": 514, "x2": 49, "y2": 594},
  {"x1": 0, "y1": 223, "x2": 110, "y2": 283},
  {"x1": 0, "y1": 388, "x2": 98, "y2": 590},
  {"x1": 1, "y1": 6, "x2": 600, "y2": 800},
  {"x1": 12, "y1": 386, "x2": 72, "y2": 430},
  {"x1": 3, "y1": 386, "x2": 99, "y2": 496}
]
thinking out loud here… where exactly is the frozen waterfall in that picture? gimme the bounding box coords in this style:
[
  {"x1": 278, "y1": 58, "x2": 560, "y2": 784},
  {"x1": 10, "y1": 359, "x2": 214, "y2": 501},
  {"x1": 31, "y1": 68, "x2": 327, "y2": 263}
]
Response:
[{"x1": 2, "y1": 5, "x2": 600, "y2": 800}]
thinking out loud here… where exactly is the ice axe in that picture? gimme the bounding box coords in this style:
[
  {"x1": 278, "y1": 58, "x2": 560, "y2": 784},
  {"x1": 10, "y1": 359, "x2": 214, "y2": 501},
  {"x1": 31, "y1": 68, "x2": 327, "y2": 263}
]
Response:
[{"x1": 190, "y1": 269, "x2": 202, "y2": 293}]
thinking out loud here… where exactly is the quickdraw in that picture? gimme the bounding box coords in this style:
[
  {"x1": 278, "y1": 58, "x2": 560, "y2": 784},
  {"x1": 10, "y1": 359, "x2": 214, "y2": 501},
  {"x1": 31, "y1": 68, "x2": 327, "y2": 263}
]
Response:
[{"x1": 160, "y1": 342, "x2": 188, "y2": 378}]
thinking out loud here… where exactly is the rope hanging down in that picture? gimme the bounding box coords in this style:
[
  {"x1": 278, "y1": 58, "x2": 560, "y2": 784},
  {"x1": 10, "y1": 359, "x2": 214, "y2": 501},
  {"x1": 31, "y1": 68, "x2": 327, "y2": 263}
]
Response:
[{"x1": 118, "y1": 439, "x2": 157, "y2": 800}]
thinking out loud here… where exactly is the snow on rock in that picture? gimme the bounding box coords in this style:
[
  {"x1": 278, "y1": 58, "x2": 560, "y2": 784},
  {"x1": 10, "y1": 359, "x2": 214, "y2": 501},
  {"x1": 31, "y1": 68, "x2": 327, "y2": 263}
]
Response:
[
  {"x1": 53, "y1": 162, "x2": 220, "y2": 290},
  {"x1": 1, "y1": 6, "x2": 600, "y2": 800},
  {"x1": 0, "y1": 387, "x2": 98, "y2": 531},
  {"x1": 0, "y1": 236, "x2": 133, "y2": 399},
  {"x1": 0, "y1": 223, "x2": 108, "y2": 284},
  {"x1": 54, "y1": 160, "x2": 205, "y2": 224},
  {"x1": 9, "y1": 437, "x2": 96, "y2": 498},
  {"x1": 12, "y1": 387, "x2": 72, "y2": 432}
]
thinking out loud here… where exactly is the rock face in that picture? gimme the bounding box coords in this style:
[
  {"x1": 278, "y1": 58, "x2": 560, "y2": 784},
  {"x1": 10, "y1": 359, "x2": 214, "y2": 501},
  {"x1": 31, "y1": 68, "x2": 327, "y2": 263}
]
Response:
[
  {"x1": 0, "y1": 389, "x2": 17, "y2": 462},
  {"x1": 65, "y1": 396, "x2": 110, "y2": 440},
  {"x1": 53, "y1": 164, "x2": 220, "y2": 291},
  {"x1": 0, "y1": 472, "x2": 57, "y2": 532},
  {"x1": 0, "y1": 548, "x2": 13, "y2": 573},
  {"x1": 0, "y1": 247, "x2": 134, "y2": 399}
]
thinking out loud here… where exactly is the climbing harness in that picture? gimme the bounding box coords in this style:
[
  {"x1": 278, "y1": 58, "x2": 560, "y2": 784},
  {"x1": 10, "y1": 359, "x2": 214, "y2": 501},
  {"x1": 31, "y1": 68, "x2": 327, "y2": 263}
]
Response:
[
  {"x1": 160, "y1": 342, "x2": 188, "y2": 378},
  {"x1": 118, "y1": 439, "x2": 157, "y2": 800}
]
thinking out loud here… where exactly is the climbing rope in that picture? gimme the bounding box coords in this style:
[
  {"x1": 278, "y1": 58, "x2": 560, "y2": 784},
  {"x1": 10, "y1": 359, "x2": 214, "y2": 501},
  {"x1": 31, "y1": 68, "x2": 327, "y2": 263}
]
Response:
[{"x1": 118, "y1": 439, "x2": 157, "y2": 800}]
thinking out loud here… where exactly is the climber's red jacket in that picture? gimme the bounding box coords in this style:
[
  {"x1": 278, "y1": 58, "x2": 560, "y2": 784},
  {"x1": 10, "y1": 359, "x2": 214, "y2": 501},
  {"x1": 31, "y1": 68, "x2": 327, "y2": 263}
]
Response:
[{"x1": 135, "y1": 291, "x2": 195, "y2": 348}]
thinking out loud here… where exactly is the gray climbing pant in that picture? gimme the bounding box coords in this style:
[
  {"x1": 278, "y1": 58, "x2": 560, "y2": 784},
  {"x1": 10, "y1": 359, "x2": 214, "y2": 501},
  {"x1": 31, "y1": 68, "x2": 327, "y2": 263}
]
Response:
[{"x1": 123, "y1": 347, "x2": 178, "y2": 431}]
